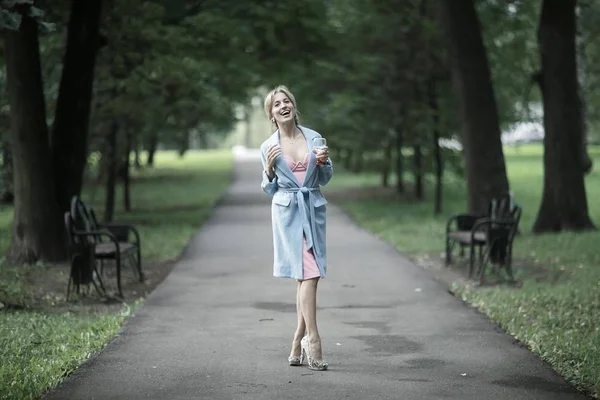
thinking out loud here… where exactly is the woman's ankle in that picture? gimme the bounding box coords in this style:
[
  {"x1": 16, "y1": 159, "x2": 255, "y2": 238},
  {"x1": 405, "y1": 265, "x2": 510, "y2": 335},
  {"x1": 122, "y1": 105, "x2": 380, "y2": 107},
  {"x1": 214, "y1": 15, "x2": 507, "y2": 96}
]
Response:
[
  {"x1": 307, "y1": 333, "x2": 321, "y2": 345},
  {"x1": 293, "y1": 330, "x2": 305, "y2": 343}
]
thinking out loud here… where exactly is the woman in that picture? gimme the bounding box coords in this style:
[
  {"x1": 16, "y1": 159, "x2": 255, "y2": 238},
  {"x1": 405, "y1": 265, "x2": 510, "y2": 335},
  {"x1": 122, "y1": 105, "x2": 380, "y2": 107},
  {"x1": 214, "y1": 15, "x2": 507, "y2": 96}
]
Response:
[{"x1": 259, "y1": 85, "x2": 332, "y2": 371}]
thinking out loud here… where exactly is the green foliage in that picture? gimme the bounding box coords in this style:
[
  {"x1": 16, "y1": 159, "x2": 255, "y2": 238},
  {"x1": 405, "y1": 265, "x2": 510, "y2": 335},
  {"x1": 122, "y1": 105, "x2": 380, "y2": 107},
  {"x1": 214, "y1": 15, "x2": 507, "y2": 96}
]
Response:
[
  {"x1": 81, "y1": 0, "x2": 336, "y2": 156},
  {"x1": 148, "y1": 0, "x2": 202, "y2": 23},
  {"x1": 472, "y1": 0, "x2": 600, "y2": 140},
  {"x1": 272, "y1": 0, "x2": 458, "y2": 176},
  {"x1": 579, "y1": 1, "x2": 600, "y2": 142},
  {"x1": 0, "y1": 0, "x2": 32, "y2": 30},
  {"x1": 476, "y1": 0, "x2": 542, "y2": 126},
  {"x1": 90, "y1": 0, "x2": 228, "y2": 153},
  {"x1": 0, "y1": 1, "x2": 55, "y2": 32}
]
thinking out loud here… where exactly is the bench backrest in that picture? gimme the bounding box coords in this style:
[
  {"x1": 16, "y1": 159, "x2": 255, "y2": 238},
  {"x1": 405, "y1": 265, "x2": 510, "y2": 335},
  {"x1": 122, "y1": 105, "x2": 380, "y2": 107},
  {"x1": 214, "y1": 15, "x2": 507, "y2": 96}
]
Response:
[
  {"x1": 488, "y1": 193, "x2": 512, "y2": 220},
  {"x1": 69, "y1": 196, "x2": 99, "y2": 244},
  {"x1": 484, "y1": 194, "x2": 522, "y2": 242},
  {"x1": 489, "y1": 193, "x2": 521, "y2": 220}
]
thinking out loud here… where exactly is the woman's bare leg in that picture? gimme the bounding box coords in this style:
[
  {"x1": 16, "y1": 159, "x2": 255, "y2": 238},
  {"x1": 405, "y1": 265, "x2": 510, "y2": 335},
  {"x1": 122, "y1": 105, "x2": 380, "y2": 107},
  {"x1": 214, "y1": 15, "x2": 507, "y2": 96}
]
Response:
[
  {"x1": 290, "y1": 280, "x2": 306, "y2": 357},
  {"x1": 299, "y1": 277, "x2": 323, "y2": 359}
]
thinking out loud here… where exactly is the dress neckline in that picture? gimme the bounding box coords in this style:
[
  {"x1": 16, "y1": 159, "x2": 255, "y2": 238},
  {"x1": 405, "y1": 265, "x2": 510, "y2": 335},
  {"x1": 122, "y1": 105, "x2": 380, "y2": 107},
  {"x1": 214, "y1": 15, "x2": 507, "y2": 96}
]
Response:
[{"x1": 284, "y1": 153, "x2": 309, "y2": 164}]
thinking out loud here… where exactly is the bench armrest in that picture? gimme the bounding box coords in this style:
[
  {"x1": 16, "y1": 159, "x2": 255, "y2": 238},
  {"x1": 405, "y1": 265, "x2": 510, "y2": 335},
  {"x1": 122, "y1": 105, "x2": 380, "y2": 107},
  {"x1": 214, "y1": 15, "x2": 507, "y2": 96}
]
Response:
[
  {"x1": 97, "y1": 223, "x2": 141, "y2": 246},
  {"x1": 446, "y1": 213, "x2": 486, "y2": 233},
  {"x1": 471, "y1": 218, "x2": 518, "y2": 242},
  {"x1": 72, "y1": 229, "x2": 121, "y2": 253}
]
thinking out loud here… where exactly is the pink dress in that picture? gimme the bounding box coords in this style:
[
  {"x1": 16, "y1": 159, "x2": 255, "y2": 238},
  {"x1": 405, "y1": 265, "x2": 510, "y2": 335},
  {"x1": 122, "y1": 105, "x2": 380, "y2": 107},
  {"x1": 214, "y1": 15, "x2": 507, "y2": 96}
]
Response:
[{"x1": 285, "y1": 154, "x2": 321, "y2": 280}]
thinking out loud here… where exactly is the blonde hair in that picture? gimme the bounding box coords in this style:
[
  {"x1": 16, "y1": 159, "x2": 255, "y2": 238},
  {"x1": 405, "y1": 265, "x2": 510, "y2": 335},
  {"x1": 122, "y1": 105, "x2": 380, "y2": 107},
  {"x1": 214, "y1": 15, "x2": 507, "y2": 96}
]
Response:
[{"x1": 264, "y1": 85, "x2": 300, "y2": 128}]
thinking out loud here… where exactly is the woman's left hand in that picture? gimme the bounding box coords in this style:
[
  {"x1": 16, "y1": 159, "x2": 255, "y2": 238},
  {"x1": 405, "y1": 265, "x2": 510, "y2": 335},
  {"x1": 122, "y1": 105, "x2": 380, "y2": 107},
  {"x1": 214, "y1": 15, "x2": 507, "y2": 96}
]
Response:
[{"x1": 313, "y1": 146, "x2": 330, "y2": 165}]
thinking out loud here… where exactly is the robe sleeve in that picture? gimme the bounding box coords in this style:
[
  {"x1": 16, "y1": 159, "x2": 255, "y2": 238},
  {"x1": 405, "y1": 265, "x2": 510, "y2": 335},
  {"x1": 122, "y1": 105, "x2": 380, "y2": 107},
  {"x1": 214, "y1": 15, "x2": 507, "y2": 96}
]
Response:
[
  {"x1": 318, "y1": 158, "x2": 333, "y2": 186},
  {"x1": 260, "y1": 146, "x2": 278, "y2": 196}
]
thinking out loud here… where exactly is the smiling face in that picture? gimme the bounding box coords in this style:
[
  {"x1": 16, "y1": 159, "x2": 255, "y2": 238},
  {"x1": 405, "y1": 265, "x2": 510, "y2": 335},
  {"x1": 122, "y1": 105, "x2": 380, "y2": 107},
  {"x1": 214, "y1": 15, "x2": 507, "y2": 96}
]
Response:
[
  {"x1": 271, "y1": 92, "x2": 295, "y2": 125},
  {"x1": 264, "y1": 85, "x2": 299, "y2": 128}
]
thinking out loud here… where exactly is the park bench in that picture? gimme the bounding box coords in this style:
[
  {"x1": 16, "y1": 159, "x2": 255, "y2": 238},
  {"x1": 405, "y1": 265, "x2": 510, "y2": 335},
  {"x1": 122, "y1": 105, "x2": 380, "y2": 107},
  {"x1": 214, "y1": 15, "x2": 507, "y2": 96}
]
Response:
[
  {"x1": 64, "y1": 196, "x2": 143, "y2": 299},
  {"x1": 445, "y1": 194, "x2": 522, "y2": 283}
]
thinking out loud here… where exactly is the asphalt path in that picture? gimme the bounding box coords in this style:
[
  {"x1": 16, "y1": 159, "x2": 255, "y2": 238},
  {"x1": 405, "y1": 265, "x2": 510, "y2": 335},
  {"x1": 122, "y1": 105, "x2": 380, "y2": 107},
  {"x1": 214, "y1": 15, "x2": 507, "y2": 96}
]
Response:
[{"x1": 44, "y1": 153, "x2": 587, "y2": 400}]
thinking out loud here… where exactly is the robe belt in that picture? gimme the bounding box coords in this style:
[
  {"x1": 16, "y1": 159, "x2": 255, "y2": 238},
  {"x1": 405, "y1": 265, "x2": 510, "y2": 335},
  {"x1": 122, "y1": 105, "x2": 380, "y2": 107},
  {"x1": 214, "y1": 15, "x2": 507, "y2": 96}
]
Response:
[{"x1": 280, "y1": 186, "x2": 322, "y2": 257}]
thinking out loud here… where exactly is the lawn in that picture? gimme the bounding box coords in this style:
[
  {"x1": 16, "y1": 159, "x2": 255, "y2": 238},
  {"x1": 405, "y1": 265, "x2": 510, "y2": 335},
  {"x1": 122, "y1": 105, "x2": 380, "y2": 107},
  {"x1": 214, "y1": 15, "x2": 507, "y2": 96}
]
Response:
[
  {"x1": 324, "y1": 144, "x2": 600, "y2": 399},
  {"x1": 0, "y1": 149, "x2": 233, "y2": 400}
]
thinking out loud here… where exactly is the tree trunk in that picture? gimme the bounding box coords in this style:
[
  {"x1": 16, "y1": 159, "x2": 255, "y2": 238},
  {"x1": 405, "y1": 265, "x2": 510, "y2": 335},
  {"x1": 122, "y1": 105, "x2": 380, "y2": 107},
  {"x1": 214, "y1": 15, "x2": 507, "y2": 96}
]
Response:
[
  {"x1": 578, "y1": 79, "x2": 592, "y2": 174},
  {"x1": 198, "y1": 131, "x2": 208, "y2": 149},
  {"x1": 352, "y1": 147, "x2": 364, "y2": 173},
  {"x1": 437, "y1": 0, "x2": 509, "y2": 214},
  {"x1": 134, "y1": 146, "x2": 142, "y2": 169},
  {"x1": 4, "y1": 15, "x2": 66, "y2": 263},
  {"x1": 576, "y1": 17, "x2": 592, "y2": 174},
  {"x1": 395, "y1": 125, "x2": 405, "y2": 194},
  {"x1": 146, "y1": 132, "x2": 158, "y2": 166},
  {"x1": 413, "y1": 144, "x2": 424, "y2": 200},
  {"x1": 381, "y1": 137, "x2": 393, "y2": 188},
  {"x1": 1, "y1": 139, "x2": 14, "y2": 204},
  {"x1": 429, "y1": 78, "x2": 443, "y2": 215},
  {"x1": 177, "y1": 131, "x2": 189, "y2": 158},
  {"x1": 51, "y1": 0, "x2": 104, "y2": 214},
  {"x1": 244, "y1": 104, "x2": 252, "y2": 148},
  {"x1": 342, "y1": 148, "x2": 353, "y2": 170},
  {"x1": 532, "y1": 0, "x2": 595, "y2": 233},
  {"x1": 104, "y1": 120, "x2": 119, "y2": 223},
  {"x1": 122, "y1": 129, "x2": 132, "y2": 212}
]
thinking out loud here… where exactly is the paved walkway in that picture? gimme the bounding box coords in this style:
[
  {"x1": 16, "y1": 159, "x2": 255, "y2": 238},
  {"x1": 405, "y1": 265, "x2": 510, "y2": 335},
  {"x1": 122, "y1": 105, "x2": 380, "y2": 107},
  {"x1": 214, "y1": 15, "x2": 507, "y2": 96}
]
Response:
[{"x1": 45, "y1": 153, "x2": 587, "y2": 400}]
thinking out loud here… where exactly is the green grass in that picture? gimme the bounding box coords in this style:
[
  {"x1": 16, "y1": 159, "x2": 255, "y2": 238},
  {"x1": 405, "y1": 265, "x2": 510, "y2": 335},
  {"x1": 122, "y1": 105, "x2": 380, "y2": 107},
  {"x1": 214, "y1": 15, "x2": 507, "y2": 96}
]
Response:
[
  {"x1": 326, "y1": 144, "x2": 600, "y2": 399},
  {"x1": 0, "y1": 304, "x2": 137, "y2": 400},
  {"x1": 83, "y1": 150, "x2": 234, "y2": 261},
  {"x1": 0, "y1": 149, "x2": 233, "y2": 400}
]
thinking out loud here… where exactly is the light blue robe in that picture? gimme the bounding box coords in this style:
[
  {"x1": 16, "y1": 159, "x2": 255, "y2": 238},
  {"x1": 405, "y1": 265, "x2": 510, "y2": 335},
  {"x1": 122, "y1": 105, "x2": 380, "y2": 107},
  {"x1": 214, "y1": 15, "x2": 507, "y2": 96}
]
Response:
[{"x1": 260, "y1": 125, "x2": 333, "y2": 280}]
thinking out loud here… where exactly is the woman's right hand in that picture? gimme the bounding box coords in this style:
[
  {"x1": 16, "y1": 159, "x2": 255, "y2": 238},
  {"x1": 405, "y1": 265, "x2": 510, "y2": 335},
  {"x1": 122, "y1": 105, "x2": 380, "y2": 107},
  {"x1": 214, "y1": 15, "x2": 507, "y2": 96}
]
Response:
[{"x1": 266, "y1": 144, "x2": 282, "y2": 174}]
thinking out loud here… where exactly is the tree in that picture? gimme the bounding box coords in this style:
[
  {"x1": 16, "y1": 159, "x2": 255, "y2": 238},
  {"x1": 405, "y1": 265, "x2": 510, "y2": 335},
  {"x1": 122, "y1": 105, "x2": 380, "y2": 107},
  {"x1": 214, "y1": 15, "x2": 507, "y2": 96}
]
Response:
[
  {"x1": 51, "y1": 0, "x2": 104, "y2": 214},
  {"x1": 0, "y1": 66, "x2": 14, "y2": 204},
  {"x1": 532, "y1": 0, "x2": 595, "y2": 233},
  {"x1": 4, "y1": 11, "x2": 65, "y2": 262},
  {"x1": 575, "y1": 0, "x2": 597, "y2": 173},
  {"x1": 0, "y1": 0, "x2": 108, "y2": 263},
  {"x1": 579, "y1": 1, "x2": 600, "y2": 142},
  {"x1": 436, "y1": 0, "x2": 510, "y2": 214}
]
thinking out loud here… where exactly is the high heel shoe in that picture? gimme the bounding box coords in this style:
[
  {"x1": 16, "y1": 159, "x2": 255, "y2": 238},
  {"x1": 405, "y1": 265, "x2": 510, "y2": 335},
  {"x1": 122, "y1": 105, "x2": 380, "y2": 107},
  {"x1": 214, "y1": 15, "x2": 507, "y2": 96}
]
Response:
[
  {"x1": 288, "y1": 339, "x2": 304, "y2": 366},
  {"x1": 288, "y1": 354, "x2": 303, "y2": 366},
  {"x1": 300, "y1": 336, "x2": 328, "y2": 371}
]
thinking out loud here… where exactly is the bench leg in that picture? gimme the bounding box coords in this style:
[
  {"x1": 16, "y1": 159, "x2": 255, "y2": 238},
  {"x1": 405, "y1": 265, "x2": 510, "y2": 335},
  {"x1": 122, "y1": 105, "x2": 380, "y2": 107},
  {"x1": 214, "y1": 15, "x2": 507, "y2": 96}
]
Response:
[
  {"x1": 445, "y1": 236, "x2": 452, "y2": 265},
  {"x1": 468, "y1": 244, "x2": 476, "y2": 279},
  {"x1": 136, "y1": 246, "x2": 144, "y2": 281},
  {"x1": 67, "y1": 275, "x2": 73, "y2": 301},
  {"x1": 477, "y1": 254, "x2": 488, "y2": 284},
  {"x1": 504, "y1": 245, "x2": 515, "y2": 282},
  {"x1": 476, "y1": 242, "x2": 495, "y2": 284},
  {"x1": 93, "y1": 260, "x2": 107, "y2": 296},
  {"x1": 128, "y1": 254, "x2": 142, "y2": 282},
  {"x1": 116, "y1": 255, "x2": 123, "y2": 298},
  {"x1": 91, "y1": 275, "x2": 106, "y2": 297}
]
